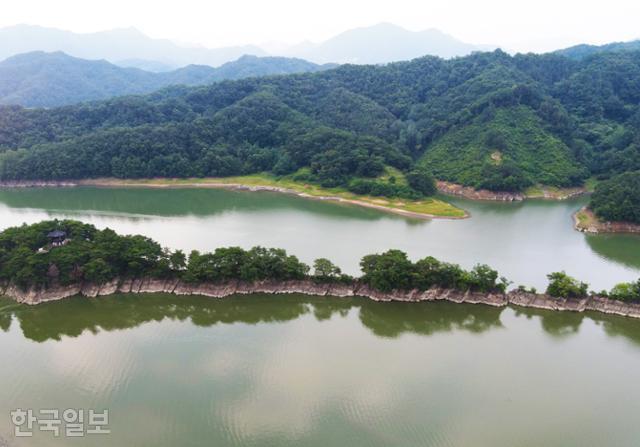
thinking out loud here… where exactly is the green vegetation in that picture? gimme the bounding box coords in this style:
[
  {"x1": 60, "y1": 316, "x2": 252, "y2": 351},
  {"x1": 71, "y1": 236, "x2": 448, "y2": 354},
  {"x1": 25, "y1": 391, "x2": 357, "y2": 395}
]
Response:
[
  {"x1": 0, "y1": 221, "x2": 638, "y2": 304},
  {"x1": 312, "y1": 258, "x2": 346, "y2": 282},
  {"x1": 421, "y1": 106, "x2": 588, "y2": 191},
  {"x1": 184, "y1": 247, "x2": 309, "y2": 283},
  {"x1": 545, "y1": 272, "x2": 589, "y2": 299},
  {"x1": 360, "y1": 250, "x2": 509, "y2": 293},
  {"x1": 2, "y1": 49, "x2": 640, "y2": 195},
  {"x1": 608, "y1": 280, "x2": 640, "y2": 301},
  {"x1": 590, "y1": 171, "x2": 640, "y2": 224},
  {"x1": 0, "y1": 220, "x2": 311, "y2": 289}
]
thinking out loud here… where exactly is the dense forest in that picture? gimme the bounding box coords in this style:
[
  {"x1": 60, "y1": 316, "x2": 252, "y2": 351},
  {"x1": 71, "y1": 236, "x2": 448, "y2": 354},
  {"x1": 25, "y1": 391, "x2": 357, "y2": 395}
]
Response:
[
  {"x1": 1, "y1": 220, "x2": 639, "y2": 302},
  {"x1": 590, "y1": 171, "x2": 640, "y2": 224},
  {"x1": 1, "y1": 49, "x2": 640, "y2": 197}
]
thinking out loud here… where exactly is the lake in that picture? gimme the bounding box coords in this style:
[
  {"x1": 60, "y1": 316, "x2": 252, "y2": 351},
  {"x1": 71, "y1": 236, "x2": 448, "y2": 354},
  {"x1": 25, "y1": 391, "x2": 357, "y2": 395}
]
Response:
[
  {"x1": 1, "y1": 294, "x2": 640, "y2": 446},
  {"x1": 0, "y1": 187, "x2": 638, "y2": 290},
  {"x1": 1, "y1": 187, "x2": 640, "y2": 446}
]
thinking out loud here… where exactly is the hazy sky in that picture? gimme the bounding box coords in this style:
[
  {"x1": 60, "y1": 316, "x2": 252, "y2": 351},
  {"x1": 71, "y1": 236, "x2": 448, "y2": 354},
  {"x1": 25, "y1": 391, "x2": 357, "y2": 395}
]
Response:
[{"x1": 2, "y1": 0, "x2": 639, "y2": 53}]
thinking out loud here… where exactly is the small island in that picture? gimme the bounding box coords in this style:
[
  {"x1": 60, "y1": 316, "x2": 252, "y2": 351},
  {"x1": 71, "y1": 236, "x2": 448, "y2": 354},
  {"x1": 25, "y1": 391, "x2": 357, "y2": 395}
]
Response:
[{"x1": 1, "y1": 220, "x2": 639, "y2": 319}]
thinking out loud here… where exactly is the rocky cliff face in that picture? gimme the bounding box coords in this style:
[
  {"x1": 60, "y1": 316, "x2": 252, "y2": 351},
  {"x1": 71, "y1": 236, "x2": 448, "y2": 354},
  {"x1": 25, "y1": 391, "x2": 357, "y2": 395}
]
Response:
[{"x1": 2, "y1": 278, "x2": 640, "y2": 319}]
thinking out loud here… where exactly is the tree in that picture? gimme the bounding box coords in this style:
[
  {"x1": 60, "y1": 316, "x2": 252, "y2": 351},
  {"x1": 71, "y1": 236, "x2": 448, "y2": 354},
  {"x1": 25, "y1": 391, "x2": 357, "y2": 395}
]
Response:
[
  {"x1": 169, "y1": 250, "x2": 187, "y2": 271},
  {"x1": 590, "y1": 171, "x2": 640, "y2": 224},
  {"x1": 313, "y1": 258, "x2": 341, "y2": 280},
  {"x1": 360, "y1": 250, "x2": 415, "y2": 292},
  {"x1": 546, "y1": 272, "x2": 589, "y2": 299},
  {"x1": 406, "y1": 167, "x2": 437, "y2": 196},
  {"x1": 83, "y1": 258, "x2": 114, "y2": 283},
  {"x1": 609, "y1": 279, "x2": 640, "y2": 301}
]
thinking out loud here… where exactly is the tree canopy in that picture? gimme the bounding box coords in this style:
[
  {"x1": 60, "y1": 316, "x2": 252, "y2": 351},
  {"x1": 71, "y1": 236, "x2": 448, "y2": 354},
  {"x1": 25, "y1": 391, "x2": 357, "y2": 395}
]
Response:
[
  {"x1": 0, "y1": 220, "x2": 638, "y2": 303},
  {"x1": 2, "y1": 50, "x2": 640, "y2": 195},
  {"x1": 590, "y1": 171, "x2": 640, "y2": 223}
]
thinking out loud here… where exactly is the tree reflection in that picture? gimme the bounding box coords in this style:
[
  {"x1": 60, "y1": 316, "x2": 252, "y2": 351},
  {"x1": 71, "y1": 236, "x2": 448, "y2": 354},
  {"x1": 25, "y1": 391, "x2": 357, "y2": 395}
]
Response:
[
  {"x1": 0, "y1": 187, "x2": 393, "y2": 222},
  {"x1": 357, "y1": 300, "x2": 504, "y2": 337},
  {"x1": 512, "y1": 307, "x2": 584, "y2": 338},
  {"x1": 587, "y1": 312, "x2": 640, "y2": 346},
  {"x1": 585, "y1": 234, "x2": 640, "y2": 270},
  {"x1": 2, "y1": 294, "x2": 504, "y2": 342},
  {"x1": 3, "y1": 294, "x2": 639, "y2": 345}
]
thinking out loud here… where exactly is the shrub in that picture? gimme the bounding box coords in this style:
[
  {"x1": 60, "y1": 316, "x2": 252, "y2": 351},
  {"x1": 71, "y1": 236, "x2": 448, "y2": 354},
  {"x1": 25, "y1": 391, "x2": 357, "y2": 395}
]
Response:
[{"x1": 608, "y1": 280, "x2": 640, "y2": 301}]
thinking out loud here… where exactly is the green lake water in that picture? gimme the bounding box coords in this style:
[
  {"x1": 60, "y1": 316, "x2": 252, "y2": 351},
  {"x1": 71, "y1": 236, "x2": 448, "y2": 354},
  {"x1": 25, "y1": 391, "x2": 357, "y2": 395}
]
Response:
[
  {"x1": 0, "y1": 187, "x2": 638, "y2": 290},
  {"x1": 0, "y1": 187, "x2": 640, "y2": 446},
  {"x1": 1, "y1": 294, "x2": 640, "y2": 446}
]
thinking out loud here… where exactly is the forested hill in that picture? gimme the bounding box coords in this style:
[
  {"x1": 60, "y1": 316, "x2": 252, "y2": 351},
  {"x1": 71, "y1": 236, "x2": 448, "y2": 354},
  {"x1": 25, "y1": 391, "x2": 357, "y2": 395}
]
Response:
[
  {"x1": 0, "y1": 52, "x2": 330, "y2": 107},
  {"x1": 1, "y1": 49, "x2": 639, "y2": 194},
  {"x1": 556, "y1": 40, "x2": 640, "y2": 60}
]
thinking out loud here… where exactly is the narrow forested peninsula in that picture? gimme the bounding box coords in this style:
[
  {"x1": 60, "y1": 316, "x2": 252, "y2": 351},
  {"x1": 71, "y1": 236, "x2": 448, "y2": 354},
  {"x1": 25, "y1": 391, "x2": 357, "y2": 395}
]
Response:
[
  {"x1": 1, "y1": 220, "x2": 639, "y2": 318},
  {"x1": 1, "y1": 49, "x2": 640, "y2": 199}
]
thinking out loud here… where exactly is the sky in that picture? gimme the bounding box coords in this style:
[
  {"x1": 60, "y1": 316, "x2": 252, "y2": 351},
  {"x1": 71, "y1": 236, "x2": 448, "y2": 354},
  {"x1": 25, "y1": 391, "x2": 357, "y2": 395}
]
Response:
[{"x1": 1, "y1": 0, "x2": 640, "y2": 53}]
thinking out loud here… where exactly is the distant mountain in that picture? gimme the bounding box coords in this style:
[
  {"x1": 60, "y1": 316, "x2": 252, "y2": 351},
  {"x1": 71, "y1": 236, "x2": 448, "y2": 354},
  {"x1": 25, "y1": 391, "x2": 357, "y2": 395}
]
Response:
[
  {"x1": 556, "y1": 40, "x2": 640, "y2": 59},
  {"x1": 115, "y1": 59, "x2": 177, "y2": 72},
  {"x1": 0, "y1": 52, "x2": 330, "y2": 107},
  {"x1": 0, "y1": 24, "x2": 267, "y2": 67},
  {"x1": 284, "y1": 23, "x2": 492, "y2": 64}
]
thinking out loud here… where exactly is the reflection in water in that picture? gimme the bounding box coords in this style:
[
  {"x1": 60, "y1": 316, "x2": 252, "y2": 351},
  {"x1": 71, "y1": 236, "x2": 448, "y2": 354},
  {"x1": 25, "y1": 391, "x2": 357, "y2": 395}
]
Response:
[
  {"x1": 585, "y1": 233, "x2": 640, "y2": 270},
  {"x1": 2, "y1": 294, "x2": 507, "y2": 343},
  {"x1": 3, "y1": 294, "x2": 640, "y2": 346},
  {"x1": 512, "y1": 307, "x2": 585, "y2": 339},
  {"x1": 358, "y1": 300, "x2": 503, "y2": 337},
  {"x1": 0, "y1": 187, "x2": 394, "y2": 221},
  {"x1": 1, "y1": 295, "x2": 640, "y2": 446}
]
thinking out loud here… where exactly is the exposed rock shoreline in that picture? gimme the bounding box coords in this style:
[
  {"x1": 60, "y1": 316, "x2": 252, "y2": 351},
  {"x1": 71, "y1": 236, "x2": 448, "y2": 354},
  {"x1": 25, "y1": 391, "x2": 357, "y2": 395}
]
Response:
[
  {"x1": 574, "y1": 207, "x2": 640, "y2": 234},
  {"x1": 437, "y1": 181, "x2": 587, "y2": 202},
  {"x1": 2, "y1": 278, "x2": 640, "y2": 319}
]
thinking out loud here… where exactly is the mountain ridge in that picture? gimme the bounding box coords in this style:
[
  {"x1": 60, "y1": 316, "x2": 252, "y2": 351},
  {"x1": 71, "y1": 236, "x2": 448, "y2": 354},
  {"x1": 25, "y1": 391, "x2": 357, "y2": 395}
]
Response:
[
  {"x1": 0, "y1": 23, "x2": 491, "y2": 68},
  {"x1": 1, "y1": 49, "x2": 638, "y2": 196},
  {"x1": 0, "y1": 51, "x2": 332, "y2": 107}
]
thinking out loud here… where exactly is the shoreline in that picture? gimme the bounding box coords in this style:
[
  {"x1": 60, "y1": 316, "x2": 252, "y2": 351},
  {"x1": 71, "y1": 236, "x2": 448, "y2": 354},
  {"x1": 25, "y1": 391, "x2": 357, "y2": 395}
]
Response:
[
  {"x1": 437, "y1": 181, "x2": 588, "y2": 202},
  {"x1": 573, "y1": 207, "x2": 640, "y2": 234},
  {"x1": 3, "y1": 278, "x2": 640, "y2": 319},
  {"x1": 0, "y1": 178, "x2": 469, "y2": 221}
]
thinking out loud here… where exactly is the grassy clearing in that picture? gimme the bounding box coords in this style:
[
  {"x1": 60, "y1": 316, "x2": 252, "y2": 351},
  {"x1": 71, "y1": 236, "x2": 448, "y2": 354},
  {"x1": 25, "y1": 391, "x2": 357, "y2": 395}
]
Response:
[{"x1": 86, "y1": 173, "x2": 466, "y2": 218}]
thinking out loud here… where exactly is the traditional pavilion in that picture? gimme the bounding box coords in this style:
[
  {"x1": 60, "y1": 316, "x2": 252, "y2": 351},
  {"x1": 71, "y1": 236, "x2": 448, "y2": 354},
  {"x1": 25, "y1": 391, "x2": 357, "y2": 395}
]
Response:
[{"x1": 47, "y1": 230, "x2": 67, "y2": 247}]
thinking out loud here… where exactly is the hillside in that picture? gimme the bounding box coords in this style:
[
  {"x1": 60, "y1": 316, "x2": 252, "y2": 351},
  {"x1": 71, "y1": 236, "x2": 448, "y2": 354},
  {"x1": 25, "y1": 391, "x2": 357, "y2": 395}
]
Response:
[
  {"x1": 557, "y1": 40, "x2": 640, "y2": 60},
  {"x1": 421, "y1": 106, "x2": 587, "y2": 191},
  {"x1": 1, "y1": 49, "x2": 639, "y2": 195},
  {"x1": 0, "y1": 52, "x2": 330, "y2": 107}
]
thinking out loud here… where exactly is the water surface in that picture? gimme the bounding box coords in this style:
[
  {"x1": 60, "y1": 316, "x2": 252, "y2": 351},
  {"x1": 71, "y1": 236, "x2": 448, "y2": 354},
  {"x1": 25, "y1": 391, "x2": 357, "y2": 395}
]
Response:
[
  {"x1": 0, "y1": 187, "x2": 638, "y2": 290},
  {"x1": 0, "y1": 294, "x2": 639, "y2": 446}
]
